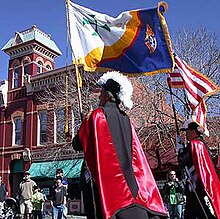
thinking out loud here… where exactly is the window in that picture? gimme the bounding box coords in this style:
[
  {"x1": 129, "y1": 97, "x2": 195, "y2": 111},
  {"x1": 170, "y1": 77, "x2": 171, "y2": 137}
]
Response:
[
  {"x1": 37, "y1": 61, "x2": 43, "y2": 74},
  {"x1": 13, "y1": 65, "x2": 19, "y2": 88},
  {"x1": 23, "y1": 61, "x2": 29, "y2": 75},
  {"x1": 55, "y1": 108, "x2": 65, "y2": 143},
  {"x1": 46, "y1": 65, "x2": 51, "y2": 71},
  {"x1": 14, "y1": 117, "x2": 21, "y2": 145},
  {"x1": 39, "y1": 111, "x2": 47, "y2": 144}
]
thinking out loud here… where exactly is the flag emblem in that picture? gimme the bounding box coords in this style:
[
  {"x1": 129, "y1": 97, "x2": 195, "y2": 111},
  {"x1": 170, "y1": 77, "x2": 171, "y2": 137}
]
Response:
[{"x1": 145, "y1": 24, "x2": 157, "y2": 53}]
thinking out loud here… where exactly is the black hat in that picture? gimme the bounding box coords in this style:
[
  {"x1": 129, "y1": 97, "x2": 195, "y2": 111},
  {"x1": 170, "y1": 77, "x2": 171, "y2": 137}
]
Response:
[{"x1": 180, "y1": 119, "x2": 203, "y2": 133}]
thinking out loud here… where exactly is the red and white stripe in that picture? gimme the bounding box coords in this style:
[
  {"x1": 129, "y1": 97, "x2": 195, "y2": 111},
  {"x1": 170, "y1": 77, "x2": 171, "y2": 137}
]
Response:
[
  {"x1": 173, "y1": 56, "x2": 218, "y2": 110},
  {"x1": 192, "y1": 99, "x2": 209, "y2": 136},
  {"x1": 168, "y1": 55, "x2": 219, "y2": 135},
  {"x1": 168, "y1": 68, "x2": 184, "y2": 88}
]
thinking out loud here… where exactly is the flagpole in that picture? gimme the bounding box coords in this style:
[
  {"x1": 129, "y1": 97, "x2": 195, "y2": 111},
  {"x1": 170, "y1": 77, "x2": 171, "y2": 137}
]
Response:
[
  {"x1": 74, "y1": 63, "x2": 83, "y2": 121},
  {"x1": 65, "y1": 2, "x2": 99, "y2": 218},
  {"x1": 65, "y1": 0, "x2": 83, "y2": 121},
  {"x1": 167, "y1": 78, "x2": 180, "y2": 136},
  {"x1": 167, "y1": 78, "x2": 209, "y2": 219}
]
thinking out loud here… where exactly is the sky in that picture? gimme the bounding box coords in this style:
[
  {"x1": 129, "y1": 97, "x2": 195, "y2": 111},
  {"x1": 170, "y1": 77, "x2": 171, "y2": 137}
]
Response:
[{"x1": 0, "y1": 0, "x2": 219, "y2": 81}]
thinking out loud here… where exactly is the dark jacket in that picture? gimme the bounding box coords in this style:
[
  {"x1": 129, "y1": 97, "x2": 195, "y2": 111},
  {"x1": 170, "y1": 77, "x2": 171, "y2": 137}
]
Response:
[{"x1": 163, "y1": 180, "x2": 185, "y2": 204}]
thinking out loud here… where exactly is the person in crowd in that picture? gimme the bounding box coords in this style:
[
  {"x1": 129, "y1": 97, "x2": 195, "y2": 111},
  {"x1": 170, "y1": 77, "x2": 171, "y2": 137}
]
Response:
[
  {"x1": 54, "y1": 169, "x2": 68, "y2": 218},
  {"x1": 176, "y1": 119, "x2": 220, "y2": 219},
  {"x1": 0, "y1": 176, "x2": 8, "y2": 217},
  {"x1": 163, "y1": 170, "x2": 185, "y2": 219},
  {"x1": 72, "y1": 71, "x2": 168, "y2": 219},
  {"x1": 18, "y1": 171, "x2": 37, "y2": 219},
  {"x1": 51, "y1": 176, "x2": 67, "y2": 219},
  {"x1": 41, "y1": 189, "x2": 47, "y2": 219},
  {"x1": 32, "y1": 185, "x2": 45, "y2": 219},
  {"x1": 55, "y1": 169, "x2": 68, "y2": 188}
]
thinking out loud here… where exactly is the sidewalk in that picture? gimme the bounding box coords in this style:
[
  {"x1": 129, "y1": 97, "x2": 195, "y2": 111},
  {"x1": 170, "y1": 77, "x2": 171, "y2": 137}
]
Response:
[{"x1": 45, "y1": 213, "x2": 87, "y2": 219}]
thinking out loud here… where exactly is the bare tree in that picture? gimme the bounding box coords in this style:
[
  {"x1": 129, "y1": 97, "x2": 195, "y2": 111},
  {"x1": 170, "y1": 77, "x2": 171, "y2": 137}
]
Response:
[{"x1": 33, "y1": 27, "x2": 220, "y2": 169}]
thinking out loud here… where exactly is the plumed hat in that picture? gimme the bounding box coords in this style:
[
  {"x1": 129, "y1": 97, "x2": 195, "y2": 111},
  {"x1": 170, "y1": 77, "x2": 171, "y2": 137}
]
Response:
[{"x1": 97, "y1": 71, "x2": 133, "y2": 109}]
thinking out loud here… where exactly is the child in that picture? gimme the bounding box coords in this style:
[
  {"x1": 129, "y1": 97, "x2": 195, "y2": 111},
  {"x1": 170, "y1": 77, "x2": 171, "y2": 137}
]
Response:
[{"x1": 32, "y1": 185, "x2": 45, "y2": 219}]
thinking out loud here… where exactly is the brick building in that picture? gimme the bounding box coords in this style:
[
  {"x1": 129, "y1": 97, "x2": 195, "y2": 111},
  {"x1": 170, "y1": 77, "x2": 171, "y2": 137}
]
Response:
[{"x1": 0, "y1": 26, "x2": 84, "y2": 213}]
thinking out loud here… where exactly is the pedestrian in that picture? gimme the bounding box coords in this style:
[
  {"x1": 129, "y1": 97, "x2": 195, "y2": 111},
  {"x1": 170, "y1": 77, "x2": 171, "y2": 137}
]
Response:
[
  {"x1": 176, "y1": 119, "x2": 220, "y2": 219},
  {"x1": 18, "y1": 171, "x2": 37, "y2": 219},
  {"x1": 41, "y1": 189, "x2": 47, "y2": 219},
  {"x1": 32, "y1": 185, "x2": 44, "y2": 219},
  {"x1": 0, "y1": 176, "x2": 8, "y2": 217},
  {"x1": 163, "y1": 170, "x2": 185, "y2": 219},
  {"x1": 55, "y1": 169, "x2": 68, "y2": 188},
  {"x1": 72, "y1": 71, "x2": 168, "y2": 219},
  {"x1": 51, "y1": 176, "x2": 67, "y2": 219},
  {"x1": 54, "y1": 169, "x2": 68, "y2": 218}
]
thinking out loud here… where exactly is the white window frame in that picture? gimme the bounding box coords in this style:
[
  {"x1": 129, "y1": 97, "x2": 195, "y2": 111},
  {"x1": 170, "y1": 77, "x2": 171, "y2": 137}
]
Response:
[
  {"x1": 13, "y1": 117, "x2": 22, "y2": 145},
  {"x1": 38, "y1": 110, "x2": 47, "y2": 145},
  {"x1": 13, "y1": 65, "x2": 19, "y2": 88},
  {"x1": 37, "y1": 61, "x2": 43, "y2": 74},
  {"x1": 23, "y1": 61, "x2": 29, "y2": 75}
]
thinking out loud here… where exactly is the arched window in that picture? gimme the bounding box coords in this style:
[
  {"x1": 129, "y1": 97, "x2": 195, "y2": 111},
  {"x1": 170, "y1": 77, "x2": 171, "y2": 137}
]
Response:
[
  {"x1": 23, "y1": 61, "x2": 29, "y2": 75},
  {"x1": 46, "y1": 65, "x2": 51, "y2": 71},
  {"x1": 37, "y1": 61, "x2": 43, "y2": 74},
  {"x1": 13, "y1": 65, "x2": 19, "y2": 88}
]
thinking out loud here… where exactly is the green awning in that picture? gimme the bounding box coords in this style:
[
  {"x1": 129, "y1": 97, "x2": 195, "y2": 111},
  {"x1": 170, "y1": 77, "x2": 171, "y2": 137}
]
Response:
[{"x1": 29, "y1": 159, "x2": 83, "y2": 179}]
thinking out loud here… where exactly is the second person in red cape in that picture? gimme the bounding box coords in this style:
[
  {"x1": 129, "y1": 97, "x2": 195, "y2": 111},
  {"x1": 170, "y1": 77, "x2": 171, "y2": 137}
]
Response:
[
  {"x1": 176, "y1": 119, "x2": 220, "y2": 219},
  {"x1": 73, "y1": 71, "x2": 168, "y2": 219}
]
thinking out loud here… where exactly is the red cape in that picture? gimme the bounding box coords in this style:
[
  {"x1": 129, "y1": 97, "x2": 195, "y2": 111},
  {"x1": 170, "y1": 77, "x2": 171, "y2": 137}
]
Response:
[
  {"x1": 79, "y1": 108, "x2": 167, "y2": 219},
  {"x1": 191, "y1": 139, "x2": 220, "y2": 218}
]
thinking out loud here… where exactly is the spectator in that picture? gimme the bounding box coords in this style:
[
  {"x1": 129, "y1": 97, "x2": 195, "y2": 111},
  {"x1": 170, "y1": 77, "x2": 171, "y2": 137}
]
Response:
[
  {"x1": 41, "y1": 189, "x2": 47, "y2": 219},
  {"x1": 0, "y1": 176, "x2": 8, "y2": 217},
  {"x1": 55, "y1": 169, "x2": 68, "y2": 188},
  {"x1": 51, "y1": 176, "x2": 67, "y2": 219},
  {"x1": 163, "y1": 170, "x2": 185, "y2": 219},
  {"x1": 177, "y1": 119, "x2": 220, "y2": 218},
  {"x1": 32, "y1": 185, "x2": 44, "y2": 219},
  {"x1": 54, "y1": 169, "x2": 68, "y2": 218},
  {"x1": 18, "y1": 171, "x2": 37, "y2": 219},
  {"x1": 72, "y1": 71, "x2": 168, "y2": 219}
]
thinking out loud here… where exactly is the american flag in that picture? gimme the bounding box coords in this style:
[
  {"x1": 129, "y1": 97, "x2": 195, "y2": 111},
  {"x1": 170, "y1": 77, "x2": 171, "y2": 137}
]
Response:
[{"x1": 168, "y1": 55, "x2": 218, "y2": 134}]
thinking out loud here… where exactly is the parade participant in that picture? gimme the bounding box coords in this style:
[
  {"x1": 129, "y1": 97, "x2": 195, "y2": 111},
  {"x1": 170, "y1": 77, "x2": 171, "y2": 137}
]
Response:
[
  {"x1": 163, "y1": 170, "x2": 185, "y2": 219},
  {"x1": 176, "y1": 119, "x2": 220, "y2": 219},
  {"x1": 73, "y1": 71, "x2": 168, "y2": 219}
]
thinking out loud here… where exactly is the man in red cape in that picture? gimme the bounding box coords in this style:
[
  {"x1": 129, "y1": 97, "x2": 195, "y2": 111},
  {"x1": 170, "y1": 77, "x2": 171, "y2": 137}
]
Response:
[
  {"x1": 73, "y1": 71, "x2": 168, "y2": 219},
  {"x1": 177, "y1": 119, "x2": 220, "y2": 219}
]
